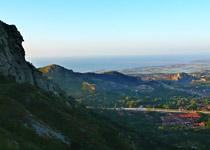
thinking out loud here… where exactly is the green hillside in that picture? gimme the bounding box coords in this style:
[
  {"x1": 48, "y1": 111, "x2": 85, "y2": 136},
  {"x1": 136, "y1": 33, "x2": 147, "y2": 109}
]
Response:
[
  {"x1": 39, "y1": 65, "x2": 193, "y2": 108},
  {"x1": 39, "y1": 64, "x2": 84, "y2": 96},
  {"x1": 0, "y1": 76, "x2": 138, "y2": 150},
  {"x1": 0, "y1": 76, "x2": 182, "y2": 150}
]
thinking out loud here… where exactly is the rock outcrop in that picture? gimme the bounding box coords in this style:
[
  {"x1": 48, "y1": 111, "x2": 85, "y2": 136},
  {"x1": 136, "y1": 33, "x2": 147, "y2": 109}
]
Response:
[
  {"x1": 171, "y1": 72, "x2": 198, "y2": 83},
  {"x1": 0, "y1": 20, "x2": 61, "y2": 95}
]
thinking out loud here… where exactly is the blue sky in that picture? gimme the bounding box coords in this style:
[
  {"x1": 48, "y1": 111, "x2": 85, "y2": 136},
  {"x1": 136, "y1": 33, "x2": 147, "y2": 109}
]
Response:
[{"x1": 1, "y1": 0, "x2": 210, "y2": 58}]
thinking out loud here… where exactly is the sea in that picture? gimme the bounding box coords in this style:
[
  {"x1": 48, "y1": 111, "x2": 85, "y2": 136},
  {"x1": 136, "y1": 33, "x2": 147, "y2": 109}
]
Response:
[{"x1": 27, "y1": 55, "x2": 210, "y2": 73}]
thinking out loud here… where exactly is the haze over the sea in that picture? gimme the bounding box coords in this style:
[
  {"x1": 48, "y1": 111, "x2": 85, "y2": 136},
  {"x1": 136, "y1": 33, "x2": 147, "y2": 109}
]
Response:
[{"x1": 28, "y1": 55, "x2": 210, "y2": 72}]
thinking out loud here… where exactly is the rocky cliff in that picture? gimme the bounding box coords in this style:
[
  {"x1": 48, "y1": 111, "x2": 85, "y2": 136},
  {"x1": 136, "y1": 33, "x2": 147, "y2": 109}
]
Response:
[
  {"x1": 171, "y1": 72, "x2": 198, "y2": 83},
  {"x1": 0, "y1": 20, "x2": 61, "y2": 95}
]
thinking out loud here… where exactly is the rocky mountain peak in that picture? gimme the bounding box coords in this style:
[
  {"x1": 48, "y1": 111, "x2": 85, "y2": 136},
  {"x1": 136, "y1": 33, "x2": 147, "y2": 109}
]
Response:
[
  {"x1": 0, "y1": 20, "x2": 62, "y2": 95},
  {"x1": 171, "y1": 72, "x2": 198, "y2": 83},
  {"x1": 172, "y1": 72, "x2": 189, "y2": 80}
]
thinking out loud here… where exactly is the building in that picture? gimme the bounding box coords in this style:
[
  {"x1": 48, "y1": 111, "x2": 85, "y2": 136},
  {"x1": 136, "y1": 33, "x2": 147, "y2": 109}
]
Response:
[{"x1": 179, "y1": 106, "x2": 186, "y2": 111}]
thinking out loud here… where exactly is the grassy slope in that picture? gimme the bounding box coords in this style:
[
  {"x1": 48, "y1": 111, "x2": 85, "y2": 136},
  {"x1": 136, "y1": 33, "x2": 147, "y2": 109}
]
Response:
[
  {"x1": 0, "y1": 77, "x2": 140, "y2": 150},
  {"x1": 39, "y1": 65, "x2": 84, "y2": 96}
]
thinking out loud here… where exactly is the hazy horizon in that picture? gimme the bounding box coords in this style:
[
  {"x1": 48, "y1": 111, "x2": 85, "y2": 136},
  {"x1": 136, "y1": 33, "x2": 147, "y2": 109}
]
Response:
[{"x1": 27, "y1": 55, "x2": 210, "y2": 72}]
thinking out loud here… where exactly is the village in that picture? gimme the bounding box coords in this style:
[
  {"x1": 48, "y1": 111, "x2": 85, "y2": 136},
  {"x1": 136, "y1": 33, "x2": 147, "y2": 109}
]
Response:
[
  {"x1": 160, "y1": 112, "x2": 205, "y2": 128},
  {"x1": 113, "y1": 108, "x2": 210, "y2": 129}
]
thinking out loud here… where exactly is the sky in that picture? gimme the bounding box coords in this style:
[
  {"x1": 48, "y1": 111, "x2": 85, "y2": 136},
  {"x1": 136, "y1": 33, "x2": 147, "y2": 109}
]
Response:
[{"x1": 1, "y1": 0, "x2": 210, "y2": 58}]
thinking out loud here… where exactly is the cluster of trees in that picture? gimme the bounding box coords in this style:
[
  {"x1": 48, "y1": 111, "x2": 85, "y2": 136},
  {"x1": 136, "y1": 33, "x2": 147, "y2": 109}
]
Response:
[
  {"x1": 161, "y1": 96, "x2": 210, "y2": 110},
  {"x1": 115, "y1": 95, "x2": 210, "y2": 110},
  {"x1": 117, "y1": 96, "x2": 142, "y2": 108},
  {"x1": 82, "y1": 82, "x2": 95, "y2": 94},
  {"x1": 79, "y1": 80, "x2": 210, "y2": 111}
]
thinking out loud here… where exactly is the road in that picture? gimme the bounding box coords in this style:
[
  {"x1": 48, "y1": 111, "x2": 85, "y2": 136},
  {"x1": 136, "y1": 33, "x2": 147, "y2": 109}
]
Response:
[{"x1": 112, "y1": 107, "x2": 210, "y2": 114}]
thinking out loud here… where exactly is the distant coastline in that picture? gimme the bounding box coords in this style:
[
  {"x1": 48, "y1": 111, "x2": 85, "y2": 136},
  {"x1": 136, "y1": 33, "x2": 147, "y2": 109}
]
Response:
[{"x1": 27, "y1": 55, "x2": 210, "y2": 73}]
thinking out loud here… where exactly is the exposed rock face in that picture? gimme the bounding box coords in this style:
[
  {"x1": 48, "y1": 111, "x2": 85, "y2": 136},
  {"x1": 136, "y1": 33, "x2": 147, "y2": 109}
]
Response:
[
  {"x1": 171, "y1": 72, "x2": 198, "y2": 83},
  {"x1": 0, "y1": 20, "x2": 61, "y2": 95}
]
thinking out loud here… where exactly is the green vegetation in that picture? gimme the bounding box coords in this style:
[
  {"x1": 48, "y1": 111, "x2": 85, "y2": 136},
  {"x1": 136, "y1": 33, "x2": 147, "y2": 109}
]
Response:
[
  {"x1": 2, "y1": 76, "x2": 206, "y2": 149},
  {"x1": 40, "y1": 64, "x2": 208, "y2": 110},
  {"x1": 116, "y1": 95, "x2": 210, "y2": 110},
  {"x1": 38, "y1": 64, "x2": 210, "y2": 149},
  {"x1": 96, "y1": 109, "x2": 210, "y2": 150},
  {"x1": 82, "y1": 82, "x2": 95, "y2": 94},
  {"x1": 0, "y1": 77, "x2": 142, "y2": 150}
]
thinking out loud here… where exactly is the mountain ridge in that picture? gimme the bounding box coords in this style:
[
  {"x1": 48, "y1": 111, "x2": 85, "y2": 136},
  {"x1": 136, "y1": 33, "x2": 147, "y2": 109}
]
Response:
[{"x1": 39, "y1": 64, "x2": 143, "y2": 85}]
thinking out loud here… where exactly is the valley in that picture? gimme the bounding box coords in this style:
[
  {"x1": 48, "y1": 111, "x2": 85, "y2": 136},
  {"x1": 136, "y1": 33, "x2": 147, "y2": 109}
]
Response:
[
  {"x1": 2, "y1": 0, "x2": 210, "y2": 149},
  {"x1": 39, "y1": 64, "x2": 210, "y2": 110},
  {"x1": 1, "y1": 19, "x2": 210, "y2": 150},
  {"x1": 39, "y1": 62, "x2": 210, "y2": 138}
]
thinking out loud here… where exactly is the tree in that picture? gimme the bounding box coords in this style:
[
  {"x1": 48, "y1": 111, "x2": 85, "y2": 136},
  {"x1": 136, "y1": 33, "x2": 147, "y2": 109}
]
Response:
[
  {"x1": 125, "y1": 96, "x2": 130, "y2": 101},
  {"x1": 163, "y1": 104, "x2": 169, "y2": 109},
  {"x1": 82, "y1": 82, "x2": 95, "y2": 94}
]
